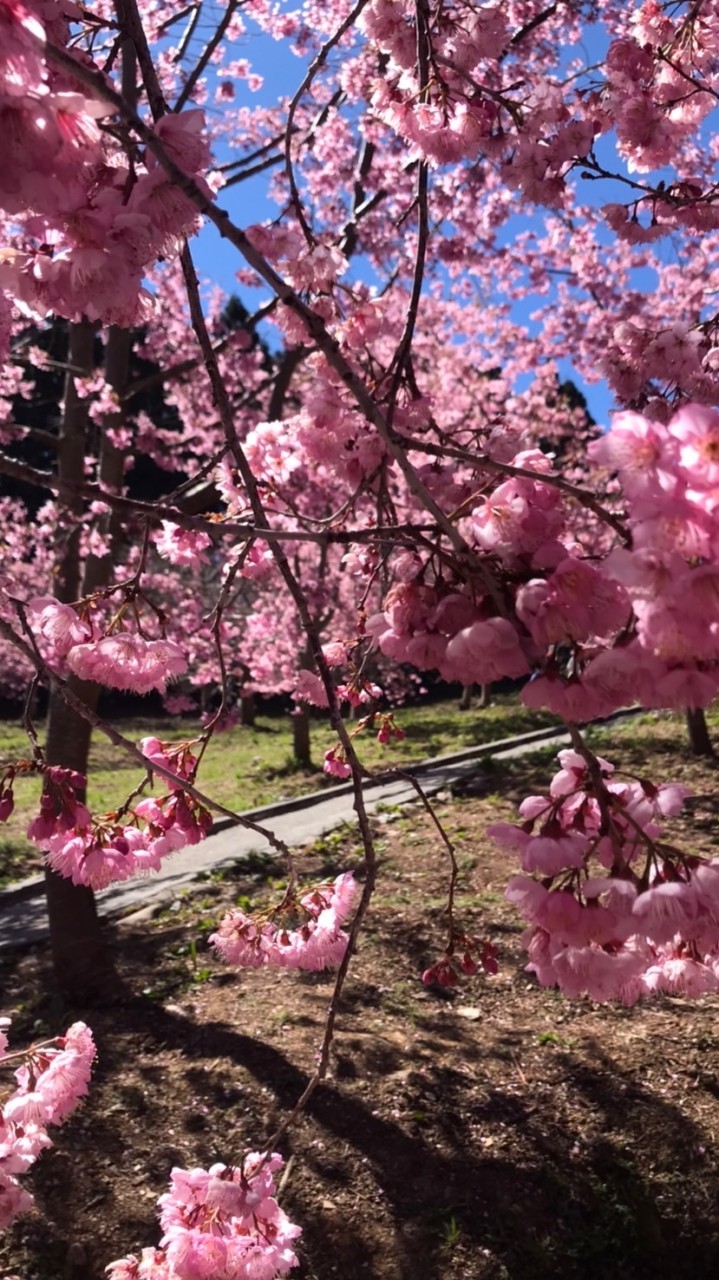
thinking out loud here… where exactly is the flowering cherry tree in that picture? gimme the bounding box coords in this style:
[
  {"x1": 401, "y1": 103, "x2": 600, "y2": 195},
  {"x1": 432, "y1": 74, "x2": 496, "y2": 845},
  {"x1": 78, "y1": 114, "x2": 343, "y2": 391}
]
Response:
[{"x1": 3, "y1": 0, "x2": 719, "y2": 1271}]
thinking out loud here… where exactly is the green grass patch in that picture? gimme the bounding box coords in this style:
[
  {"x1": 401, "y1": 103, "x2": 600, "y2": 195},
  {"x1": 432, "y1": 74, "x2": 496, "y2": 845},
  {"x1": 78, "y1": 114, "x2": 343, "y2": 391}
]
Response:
[{"x1": 0, "y1": 694, "x2": 558, "y2": 886}]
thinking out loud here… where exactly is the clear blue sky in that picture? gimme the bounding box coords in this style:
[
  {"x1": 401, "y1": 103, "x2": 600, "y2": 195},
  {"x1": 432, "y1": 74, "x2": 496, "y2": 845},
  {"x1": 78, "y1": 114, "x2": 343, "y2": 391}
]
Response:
[{"x1": 189, "y1": 14, "x2": 670, "y2": 432}]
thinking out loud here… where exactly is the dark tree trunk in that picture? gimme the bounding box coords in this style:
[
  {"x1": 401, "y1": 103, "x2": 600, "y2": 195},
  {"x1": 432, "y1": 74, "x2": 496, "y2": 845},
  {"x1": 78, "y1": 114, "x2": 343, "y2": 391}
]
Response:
[
  {"x1": 41, "y1": 48, "x2": 137, "y2": 1001},
  {"x1": 44, "y1": 681, "x2": 114, "y2": 1001},
  {"x1": 292, "y1": 706, "x2": 312, "y2": 767},
  {"x1": 686, "y1": 707, "x2": 714, "y2": 757},
  {"x1": 239, "y1": 693, "x2": 256, "y2": 727},
  {"x1": 459, "y1": 684, "x2": 473, "y2": 711},
  {"x1": 44, "y1": 321, "x2": 116, "y2": 1000}
]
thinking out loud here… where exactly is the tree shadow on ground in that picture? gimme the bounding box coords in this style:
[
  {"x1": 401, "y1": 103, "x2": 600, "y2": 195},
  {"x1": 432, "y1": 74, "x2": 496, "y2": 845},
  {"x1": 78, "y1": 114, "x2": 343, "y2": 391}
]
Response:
[{"x1": 11, "y1": 984, "x2": 716, "y2": 1280}]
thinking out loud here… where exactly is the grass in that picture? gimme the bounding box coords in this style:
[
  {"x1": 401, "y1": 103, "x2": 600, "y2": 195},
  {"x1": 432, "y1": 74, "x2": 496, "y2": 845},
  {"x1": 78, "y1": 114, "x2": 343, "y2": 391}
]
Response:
[
  {"x1": 1, "y1": 699, "x2": 716, "y2": 890},
  {"x1": 0, "y1": 693, "x2": 558, "y2": 886}
]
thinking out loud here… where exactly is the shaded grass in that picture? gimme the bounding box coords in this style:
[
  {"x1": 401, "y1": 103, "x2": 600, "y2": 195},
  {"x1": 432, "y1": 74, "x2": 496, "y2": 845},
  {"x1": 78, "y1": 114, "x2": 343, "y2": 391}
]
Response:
[{"x1": 0, "y1": 695, "x2": 558, "y2": 886}]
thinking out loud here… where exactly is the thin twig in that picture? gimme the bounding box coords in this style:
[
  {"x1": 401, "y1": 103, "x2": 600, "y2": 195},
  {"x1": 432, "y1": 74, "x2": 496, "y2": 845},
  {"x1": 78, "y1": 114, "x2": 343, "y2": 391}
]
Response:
[
  {"x1": 283, "y1": 0, "x2": 371, "y2": 244},
  {"x1": 174, "y1": 0, "x2": 239, "y2": 112}
]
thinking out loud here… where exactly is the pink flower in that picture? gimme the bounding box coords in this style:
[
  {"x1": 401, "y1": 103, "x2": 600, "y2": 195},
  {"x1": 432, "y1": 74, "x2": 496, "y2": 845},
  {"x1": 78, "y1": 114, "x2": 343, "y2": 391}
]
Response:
[
  {"x1": 155, "y1": 522, "x2": 211, "y2": 569},
  {"x1": 441, "y1": 618, "x2": 529, "y2": 686},
  {"x1": 211, "y1": 874, "x2": 358, "y2": 972},
  {"x1": 0, "y1": 1020, "x2": 95, "y2": 1229},
  {"x1": 25, "y1": 597, "x2": 91, "y2": 657},
  {"x1": 588, "y1": 410, "x2": 673, "y2": 495},
  {"x1": 323, "y1": 748, "x2": 351, "y2": 779},
  {"x1": 294, "y1": 670, "x2": 329, "y2": 707},
  {"x1": 522, "y1": 831, "x2": 588, "y2": 876},
  {"x1": 632, "y1": 881, "x2": 700, "y2": 945},
  {"x1": 521, "y1": 674, "x2": 602, "y2": 721},
  {"x1": 66, "y1": 634, "x2": 187, "y2": 694},
  {"x1": 0, "y1": 1172, "x2": 33, "y2": 1230},
  {"x1": 321, "y1": 641, "x2": 349, "y2": 667},
  {"x1": 148, "y1": 109, "x2": 210, "y2": 175}
]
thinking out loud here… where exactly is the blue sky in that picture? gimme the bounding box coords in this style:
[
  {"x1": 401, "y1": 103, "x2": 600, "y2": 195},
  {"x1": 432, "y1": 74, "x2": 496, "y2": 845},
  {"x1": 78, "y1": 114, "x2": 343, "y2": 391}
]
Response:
[{"x1": 188, "y1": 12, "x2": 677, "y2": 432}]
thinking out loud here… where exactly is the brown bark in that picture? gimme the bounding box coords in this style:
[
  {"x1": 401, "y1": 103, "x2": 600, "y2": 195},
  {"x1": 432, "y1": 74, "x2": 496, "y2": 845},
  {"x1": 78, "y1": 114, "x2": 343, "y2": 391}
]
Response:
[
  {"x1": 458, "y1": 684, "x2": 473, "y2": 711},
  {"x1": 239, "y1": 693, "x2": 256, "y2": 727},
  {"x1": 686, "y1": 707, "x2": 714, "y2": 757},
  {"x1": 292, "y1": 705, "x2": 312, "y2": 767},
  {"x1": 43, "y1": 321, "x2": 114, "y2": 1000},
  {"x1": 41, "y1": 46, "x2": 139, "y2": 1001}
]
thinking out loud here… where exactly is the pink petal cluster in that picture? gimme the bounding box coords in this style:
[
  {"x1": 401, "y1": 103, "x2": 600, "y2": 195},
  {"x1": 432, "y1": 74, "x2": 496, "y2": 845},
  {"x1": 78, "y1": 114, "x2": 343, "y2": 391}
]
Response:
[
  {"x1": 0, "y1": 0, "x2": 213, "y2": 329},
  {"x1": 323, "y1": 748, "x2": 352, "y2": 779},
  {"x1": 376, "y1": 408, "x2": 719, "y2": 723},
  {"x1": 489, "y1": 749, "x2": 719, "y2": 1003},
  {"x1": 0, "y1": 1020, "x2": 95, "y2": 1229},
  {"x1": 25, "y1": 596, "x2": 92, "y2": 661},
  {"x1": 106, "y1": 1153, "x2": 301, "y2": 1280},
  {"x1": 211, "y1": 873, "x2": 358, "y2": 970},
  {"x1": 66, "y1": 635, "x2": 187, "y2": 695},
  {"x1": 25, "y1": 599, "x2": 188, "y2": 696},
  {"x1": 155, "y1": 523, "x2": 212, "y2": 570},
  {"x1": 293, "y1": 670, "x2": 329, "y2": 707},
  {"x1": 25, "y1": 763, "x2": 211, "y2": 891}
]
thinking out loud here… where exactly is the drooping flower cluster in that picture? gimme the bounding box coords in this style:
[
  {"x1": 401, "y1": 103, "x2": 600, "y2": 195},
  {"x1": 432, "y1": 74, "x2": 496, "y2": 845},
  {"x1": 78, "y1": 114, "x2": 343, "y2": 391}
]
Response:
[
  {"x1": 25, "y1": 597, "x2": 187, "y2": 695},
  {"x1": 106, "y1": 1154, "x2": 301, "y2": 1280},
  {"x1": 488, "y1": 748, "x2": 719, "y2": 1003},
  {"x1": 0, "y1": 0, "x2": 213, "y2": 331},
  {"x1": 366, "y1": 562, "x2": 535, "y2": 697},
  {"x1": 0, "y1": 1019, "x2": 95, "y2": 1229},
  {"x1": 211, "y1": 872, "x2": 358, "y2": 970},
  {"x1": 422, "y1": 934, "x2": 499, "y2": 988},
  {"x1": 0, "y1": 752, "x2": 211, "y2": 891},
  {"x1": 364, "y1": 406, "x2": 719, "y2": 729}
]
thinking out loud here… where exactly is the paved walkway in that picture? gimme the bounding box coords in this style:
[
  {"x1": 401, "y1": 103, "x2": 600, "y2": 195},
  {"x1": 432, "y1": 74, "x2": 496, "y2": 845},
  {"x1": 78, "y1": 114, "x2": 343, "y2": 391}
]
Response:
[{"x1": 0, "y1": 724, "x2": 579, "y2": 950}]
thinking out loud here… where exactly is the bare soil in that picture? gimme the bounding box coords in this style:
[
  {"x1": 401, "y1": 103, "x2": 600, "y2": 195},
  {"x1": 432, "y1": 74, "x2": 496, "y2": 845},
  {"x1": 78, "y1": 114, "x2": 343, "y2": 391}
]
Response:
[{"x1": 2, "y1": 723, "x2": 719, "y2": 1280}]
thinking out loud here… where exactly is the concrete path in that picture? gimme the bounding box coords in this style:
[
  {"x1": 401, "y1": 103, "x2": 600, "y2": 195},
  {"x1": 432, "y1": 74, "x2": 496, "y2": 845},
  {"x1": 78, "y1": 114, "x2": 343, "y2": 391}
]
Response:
[{"x1": 0, "y1": 721, "x2": 589, "y2": 950}]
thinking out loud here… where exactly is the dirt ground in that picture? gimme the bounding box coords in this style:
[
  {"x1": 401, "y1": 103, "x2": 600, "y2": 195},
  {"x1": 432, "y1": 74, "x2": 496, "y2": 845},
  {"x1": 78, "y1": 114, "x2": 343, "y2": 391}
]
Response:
[{"x1": 2, "y1": 725, "x2": 719, "y2": 1280}]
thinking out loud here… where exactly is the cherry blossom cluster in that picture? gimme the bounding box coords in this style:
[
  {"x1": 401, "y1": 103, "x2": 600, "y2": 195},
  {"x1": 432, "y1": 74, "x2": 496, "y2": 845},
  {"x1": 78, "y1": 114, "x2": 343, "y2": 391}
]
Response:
[
  {"x1": 0, "y1": 0, "x2": 213, "y2": 333},
  {"x1": 423, "y1": 935, "x2": 499, "y2": 989},
  {"x1": 211, "y1": 873, "x2": 358, "y2": 971},
  {"x1": 25, "y1": 596, "x2": 187, "y2": 695},
  {"x1": 155, "y1": 524, "x2": 212, "y2": 571},
  {"x1": 488, "y1": 747, "x2": 719, "y2": 1003},
  {"x1": 364, "y1": 405, "x2": 719, "y2": 730},
  {"x1": 0, "y1": 750, "x2": 210, "y2": 891},
  {"x1": 0, "y1": 1019, "x2": 95, "y2": 1229},
  {"x1": 358, "y1": 0, "x2": 719, "y2": 236},
  {"x1": 106, "y1": 1153, "x2": 301, "y2": 1280}
]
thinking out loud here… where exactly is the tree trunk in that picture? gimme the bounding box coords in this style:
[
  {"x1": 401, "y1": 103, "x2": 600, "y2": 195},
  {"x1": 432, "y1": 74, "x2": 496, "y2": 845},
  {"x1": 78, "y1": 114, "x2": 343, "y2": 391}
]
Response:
[
  {"x1": 42, "y1": 48, "x2": 137, "y2": 1000},
  {"x1": 458, "y1": 684, "x2": 473, "y2": 711},
  {"x1": 686, "y1": 707, "x2": 714, "y2": 757},
  {"x1": 292, "y1": 706, "x2": 312, "y2": 767},
  {"x1": 239, "y1": 693, "x2": 256, "y2": 727},
  {"x1": 477, "y1": 684, "x2": 489, "y2": 709},
  {"x1": 44, "y1": 681, "x2": 114, "y2": 1002},
  {"x1": 43, "y1": 320, "x2": 116, "y2": 1000}
]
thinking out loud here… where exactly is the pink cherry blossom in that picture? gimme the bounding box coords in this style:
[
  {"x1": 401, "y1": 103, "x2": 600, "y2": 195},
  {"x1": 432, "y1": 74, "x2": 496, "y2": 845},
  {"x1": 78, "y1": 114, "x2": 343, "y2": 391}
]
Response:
[
  {"x1": 66, "y1": 635, "x2": 187, "y2": 694},
  {"x1": 211, "y1": 873, "x2": 358, "y2": 971}
]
